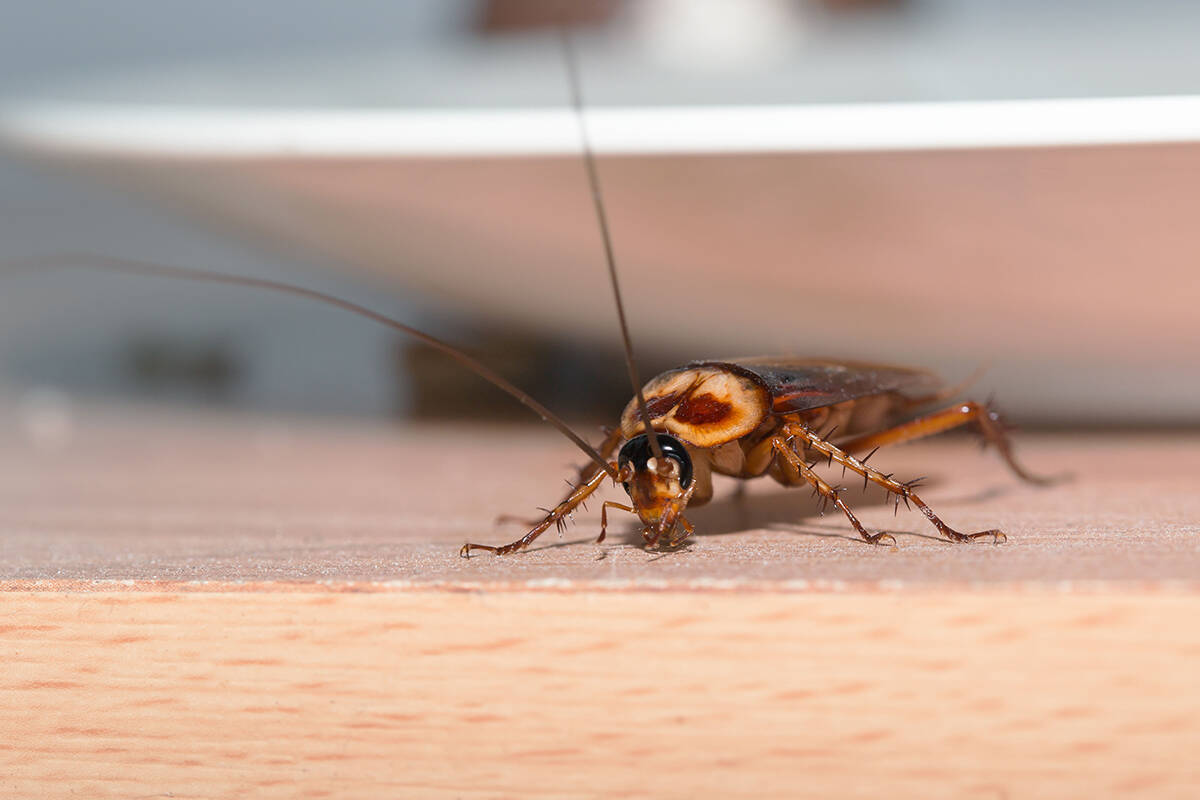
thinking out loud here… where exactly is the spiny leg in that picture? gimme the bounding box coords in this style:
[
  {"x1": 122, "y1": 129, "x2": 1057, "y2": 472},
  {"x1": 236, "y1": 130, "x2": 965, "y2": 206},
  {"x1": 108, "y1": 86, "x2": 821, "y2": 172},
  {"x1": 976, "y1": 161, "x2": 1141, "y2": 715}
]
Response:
[
  {"x1": 461, "y1": 466, "x2": 618, "y2": 557},
  {"x1": 495, "y1": 427, "x2": 624, "y2": 527},
  {"x1": 771, "y1": 437, "x2": 896, "y2": 546},
  {"x1": 835, "y1": 401, "x2": 1056, "y2": 486},
  {"x1": 785, "y1": 423, "x2": 1005, "y2": 544}
]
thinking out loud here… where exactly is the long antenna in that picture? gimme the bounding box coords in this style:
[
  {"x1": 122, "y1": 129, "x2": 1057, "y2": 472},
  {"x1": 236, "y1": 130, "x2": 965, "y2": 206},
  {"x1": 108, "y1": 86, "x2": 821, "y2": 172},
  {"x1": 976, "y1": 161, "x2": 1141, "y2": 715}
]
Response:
[
  {"x1": 6, "y1": 254, "x2": 619, "y2": 480},
  {"x1": 559, "y1": 28, "x2": 665, "y2": 466}
]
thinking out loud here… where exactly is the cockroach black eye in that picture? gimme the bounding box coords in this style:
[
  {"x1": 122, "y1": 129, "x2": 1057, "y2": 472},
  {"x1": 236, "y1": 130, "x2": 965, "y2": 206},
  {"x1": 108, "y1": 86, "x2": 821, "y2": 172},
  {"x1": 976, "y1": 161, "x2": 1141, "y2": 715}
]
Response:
[{"x1": 617, "y1": 434, "x2": 693, "y2": 494}]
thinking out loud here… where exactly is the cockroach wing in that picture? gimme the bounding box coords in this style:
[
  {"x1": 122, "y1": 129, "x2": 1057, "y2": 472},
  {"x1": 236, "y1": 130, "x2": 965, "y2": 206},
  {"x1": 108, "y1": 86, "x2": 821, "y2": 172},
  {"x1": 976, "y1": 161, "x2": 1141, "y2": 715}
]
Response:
[{"x1": 696, "y1": 358, "x2": 944, "y2": 415}]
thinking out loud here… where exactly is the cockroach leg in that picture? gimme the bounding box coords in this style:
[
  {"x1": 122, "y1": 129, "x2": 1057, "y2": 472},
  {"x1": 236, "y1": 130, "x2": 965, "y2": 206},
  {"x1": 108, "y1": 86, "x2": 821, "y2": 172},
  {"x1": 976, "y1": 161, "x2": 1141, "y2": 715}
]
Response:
[
  {"x1": 598, "y1": 501, "x2": 634, "y2": 544},
  {"x1": 784, "y1": 423, "x2": 1005, "y2": 545},
  {"x1": 494, "y1": 427, "x2": 625, "y2": 528},
  {"x1": 667, "y1": 516, "x2": 696, "y2": 548},
  {"x1": 460, "y1": 466, "x2": 618, "y2": 557},
  {"x1": 771, "y1": 438, "x2": 896, "y2": 546},
  {"x1": 646, "y1": 478, "x2": 698, "y2": 548},
  {"x1": 835, "y1": 401, "x2": 1058, "y2": 486}
]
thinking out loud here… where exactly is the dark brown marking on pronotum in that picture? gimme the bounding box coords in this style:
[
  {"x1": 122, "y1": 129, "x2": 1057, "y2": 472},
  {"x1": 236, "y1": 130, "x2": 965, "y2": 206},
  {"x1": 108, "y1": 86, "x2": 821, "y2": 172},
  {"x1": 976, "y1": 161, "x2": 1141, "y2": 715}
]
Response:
[
  {"x1": 674, "y1": 393, "x2": 733, "y2": 426},
  {"x1": 644, "y1": 392, "x2": 685, "y2": 418}
]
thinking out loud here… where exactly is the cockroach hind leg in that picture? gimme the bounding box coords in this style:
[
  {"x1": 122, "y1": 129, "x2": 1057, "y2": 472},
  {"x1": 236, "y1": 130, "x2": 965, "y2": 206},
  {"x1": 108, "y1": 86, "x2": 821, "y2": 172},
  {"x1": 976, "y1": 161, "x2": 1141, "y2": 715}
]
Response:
[
  {"x1": 909, "y1": 498, "x2": 1008, "y2": 545},
  {"x1": 976, "y1": 403, "x2": 1067, "y2": 486},
  {"x1": 460, "y1": 542, "x2": 501, "y2": 558},
  {"x1": 459, "y1": 537, "x2": 538, "y2": 558},
  {"x1": 944, "y1": 527, "x2": 1007, "y2": 545},
  {"x1": 783, "y1": 424, "x2": 1010, "y2": 548},
  {"x1": 921, "y1": 506, "x2": 1007, "y2": 545},
  {"x1": 771, "y1": 435, "x2": 894, "y2": 548},
  {"x1": 836, "y1": 400, "x2": 1064, "y2": 487}
]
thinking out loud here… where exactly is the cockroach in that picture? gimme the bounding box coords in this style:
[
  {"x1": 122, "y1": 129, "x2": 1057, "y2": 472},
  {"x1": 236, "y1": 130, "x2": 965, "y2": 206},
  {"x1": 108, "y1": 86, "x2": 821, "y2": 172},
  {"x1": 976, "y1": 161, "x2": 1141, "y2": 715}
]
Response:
[
  {"x1": 463, "y1": 356, "x2": 1055, "y2": 555},
  {"x1": 11, "y1": 30, "x2": 1053, "y2": 557}
]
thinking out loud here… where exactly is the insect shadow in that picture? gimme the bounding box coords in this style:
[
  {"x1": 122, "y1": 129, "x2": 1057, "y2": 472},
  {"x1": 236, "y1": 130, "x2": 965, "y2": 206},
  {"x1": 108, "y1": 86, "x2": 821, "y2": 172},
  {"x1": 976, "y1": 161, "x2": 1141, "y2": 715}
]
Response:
[
  {"x1": 620, "y1": 469, "x2": 1018, "y2": 550},
  {"x1": 677, "y1": 479, "x2": 944, "y2": 545}
]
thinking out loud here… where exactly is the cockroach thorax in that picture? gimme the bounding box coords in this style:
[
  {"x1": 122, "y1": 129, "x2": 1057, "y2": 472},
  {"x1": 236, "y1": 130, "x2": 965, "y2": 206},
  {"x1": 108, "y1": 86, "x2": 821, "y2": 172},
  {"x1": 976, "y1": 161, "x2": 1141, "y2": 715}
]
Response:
[{"x1": 619, "y1": 365, "x2": 770, "y2": 449}]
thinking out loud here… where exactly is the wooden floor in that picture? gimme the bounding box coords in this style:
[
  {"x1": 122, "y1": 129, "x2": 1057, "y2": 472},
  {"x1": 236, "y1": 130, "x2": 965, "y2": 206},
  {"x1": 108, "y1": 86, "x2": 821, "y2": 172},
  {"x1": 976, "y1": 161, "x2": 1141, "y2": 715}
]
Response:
[{"x1": 1, "y1": 405, "x2": 1197, "y2": 798}]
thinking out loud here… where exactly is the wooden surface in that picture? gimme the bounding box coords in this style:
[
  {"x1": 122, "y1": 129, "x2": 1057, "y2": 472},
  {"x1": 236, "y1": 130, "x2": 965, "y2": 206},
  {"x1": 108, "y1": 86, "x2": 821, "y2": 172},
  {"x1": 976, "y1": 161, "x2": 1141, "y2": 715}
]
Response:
[{"x1": 1, "y1": 405, "x2": 1198, "y2": 798}]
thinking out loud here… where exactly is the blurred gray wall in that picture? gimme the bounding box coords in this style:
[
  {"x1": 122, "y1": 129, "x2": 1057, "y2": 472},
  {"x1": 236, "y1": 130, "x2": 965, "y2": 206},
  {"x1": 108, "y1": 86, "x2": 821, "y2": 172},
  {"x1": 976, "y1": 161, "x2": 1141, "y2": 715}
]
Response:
[{"x1": 0, "y1": 1, "x2": 475, "y2": 416}]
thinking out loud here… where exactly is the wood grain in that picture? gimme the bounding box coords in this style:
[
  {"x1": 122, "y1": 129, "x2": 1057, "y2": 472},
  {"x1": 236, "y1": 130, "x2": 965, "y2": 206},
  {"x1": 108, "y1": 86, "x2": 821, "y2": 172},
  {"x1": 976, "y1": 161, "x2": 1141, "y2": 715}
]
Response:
[{"x1": 4, "y1": 591, "x2": 1198, "y2": 799}]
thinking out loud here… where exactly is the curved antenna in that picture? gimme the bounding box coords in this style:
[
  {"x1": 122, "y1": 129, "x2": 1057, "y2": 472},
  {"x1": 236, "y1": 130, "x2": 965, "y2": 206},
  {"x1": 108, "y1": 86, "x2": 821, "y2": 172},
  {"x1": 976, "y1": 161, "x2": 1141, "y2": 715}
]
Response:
[
  {"x1": 560, "y1": 29, "x2": 665, "y2": 466},
  {"x1": 5, "y1": 253, "x2": 619, "y2": 480}
]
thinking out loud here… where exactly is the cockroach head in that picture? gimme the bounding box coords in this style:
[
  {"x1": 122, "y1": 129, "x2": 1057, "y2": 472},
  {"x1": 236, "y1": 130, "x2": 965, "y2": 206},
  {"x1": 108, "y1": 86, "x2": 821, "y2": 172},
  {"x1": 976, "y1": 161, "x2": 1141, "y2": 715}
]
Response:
[
  {"x1": 618, "y1": 433, "x2": 693, "y2": 489},
  {"x1": 617, "y1": 433, "x2": 694, "y2": 529}
]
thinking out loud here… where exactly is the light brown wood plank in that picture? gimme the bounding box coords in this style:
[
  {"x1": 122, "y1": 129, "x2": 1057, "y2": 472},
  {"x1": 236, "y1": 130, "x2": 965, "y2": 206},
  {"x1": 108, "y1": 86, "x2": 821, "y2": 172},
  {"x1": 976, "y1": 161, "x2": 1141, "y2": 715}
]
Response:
[{"x1": 3, "y1": 591, "x2": 1198, "y2": 799}]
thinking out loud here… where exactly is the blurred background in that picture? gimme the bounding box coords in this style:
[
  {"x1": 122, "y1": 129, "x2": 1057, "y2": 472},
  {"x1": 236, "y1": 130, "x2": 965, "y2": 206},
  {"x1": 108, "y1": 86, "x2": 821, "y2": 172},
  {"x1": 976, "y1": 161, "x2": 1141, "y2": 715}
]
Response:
[{"x1": 1, "y1": 0, "x2": 1198, "y2": 431}]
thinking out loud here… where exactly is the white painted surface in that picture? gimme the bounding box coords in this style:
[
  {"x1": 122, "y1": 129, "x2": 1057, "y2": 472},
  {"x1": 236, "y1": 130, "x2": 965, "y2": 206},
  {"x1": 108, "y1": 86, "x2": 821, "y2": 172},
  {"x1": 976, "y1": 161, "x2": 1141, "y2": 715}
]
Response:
[{"x1": 7, "y1": 95, "x2": 1200, "y2": 158}]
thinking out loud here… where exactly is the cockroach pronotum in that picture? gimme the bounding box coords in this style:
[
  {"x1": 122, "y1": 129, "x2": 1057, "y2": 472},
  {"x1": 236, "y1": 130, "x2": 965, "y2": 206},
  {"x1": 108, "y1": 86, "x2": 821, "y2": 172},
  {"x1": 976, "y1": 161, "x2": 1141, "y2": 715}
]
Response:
[{"x1": 10, "y1": 30, "x2": 1054, "y2": 558}]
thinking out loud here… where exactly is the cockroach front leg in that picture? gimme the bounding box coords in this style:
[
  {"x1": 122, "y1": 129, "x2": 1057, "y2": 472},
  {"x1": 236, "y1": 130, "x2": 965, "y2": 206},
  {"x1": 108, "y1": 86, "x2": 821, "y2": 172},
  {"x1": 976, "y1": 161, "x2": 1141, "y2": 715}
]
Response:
[
  {"x1": 642, "y1": 481, "x2": 698, "y2": 549},
  {"x1": 771, "y1": 438, "x2": 896, "y2": 546},
  {"x1": 666, "y1": 516, "x2": 696, "y2": 548},
  {"x1": 495, "y1": 427, "x2": 624, "y2": 527},
  {"x1": 785, "y1": 423, "x2": 1005, "y2": 544},
  {"x1": 461, "y1": 466, "x2": 622, "y2": 557}
]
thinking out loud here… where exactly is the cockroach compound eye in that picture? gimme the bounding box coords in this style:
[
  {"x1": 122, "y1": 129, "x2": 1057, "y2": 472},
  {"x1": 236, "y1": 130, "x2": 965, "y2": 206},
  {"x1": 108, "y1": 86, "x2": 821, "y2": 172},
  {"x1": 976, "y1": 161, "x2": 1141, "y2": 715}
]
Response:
[{"x1": 618, "y1": 434, "x2": 694, "y2": 494}]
